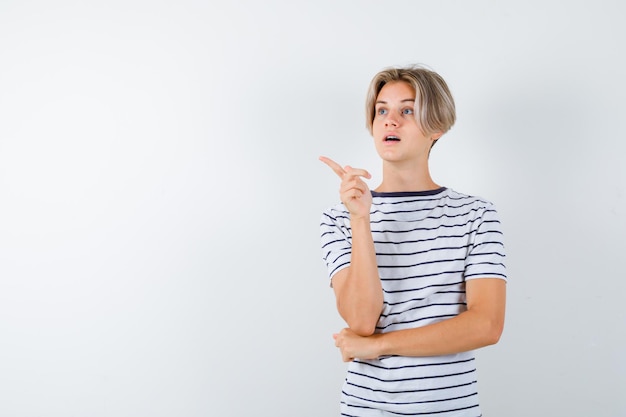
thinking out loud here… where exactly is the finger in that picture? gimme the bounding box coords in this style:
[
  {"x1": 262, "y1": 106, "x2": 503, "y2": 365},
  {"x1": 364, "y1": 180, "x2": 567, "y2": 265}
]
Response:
[
  {"x1": 342, "y1": 189, "x2": 363, "y2": 202},
  {"x1": 340, "y1": 174, "x2": 368, "y2": 189},
  {"x1": 340, "y1": 179, "x2": 369, "y2": 197},
  {"x1": 319, "y1": 156, "x2": 346, "y2": 179},
  {"x1": 353, "y1": 189, "x2": 364, "y2": 199},
  {"x1": 345, "y1": 165, "x2": 372, "y2": 180}
]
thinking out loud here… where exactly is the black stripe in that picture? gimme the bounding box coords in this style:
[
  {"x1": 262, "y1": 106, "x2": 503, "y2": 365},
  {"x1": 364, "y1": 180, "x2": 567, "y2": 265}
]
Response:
[
  {"x1": 345, "y1": 379, "x2": 476, "y2": 395},
  {"x1": 343, "y1": 390, "x2": 478, "y2": 406},
  {"x1": 375, "y1": 313, "x2": 458, "y2": 330},
  {"x1": 379, "y1": 302, "x2": 465, "y2": 319},
  {"x1": 376, "y1": 244, "x2": 471, "y2": 257},
  {"x1": 347, "y1": 367, "x2": 476, "y2": 383},
  {"x1": 354, "y1": 357, "x2": 475, "y2": 371},
  {"x1": 378, "y1": 257, "x2": 466, "y2": 269},
  {"x1": 382, "y1": 278, "x2": 464, "y2": 294}
]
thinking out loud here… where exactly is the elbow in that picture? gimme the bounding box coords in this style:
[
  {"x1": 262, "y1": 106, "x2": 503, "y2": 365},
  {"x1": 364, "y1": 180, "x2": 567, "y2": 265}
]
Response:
[
  {"x1": 483, "y1": 318, "x2": 505, "y2": 346},
  {"x1": 337, "y1": 301, "x2": 382, "y2": 337},
  {"x1": 485, "y1": 329, "x2": 502, "y2": 346},
  {"x1": 349, "y1": 321, "x2": 378, "y2": 337},
  {"x1": 338, "y1": 305, "x2": 379, "y2": 336},
  {"x1": 341, "y1": 310, "x2": 378, "y2": 336}
]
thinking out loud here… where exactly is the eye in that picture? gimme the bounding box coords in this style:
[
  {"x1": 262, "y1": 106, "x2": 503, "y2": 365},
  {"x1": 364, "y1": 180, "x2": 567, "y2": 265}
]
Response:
[
  {"x1": 402, "y1": 108, "x2": 414, "y2": 115},
  {"x1": 376, "y1": 108, "x2": 388, "y2": 115}
]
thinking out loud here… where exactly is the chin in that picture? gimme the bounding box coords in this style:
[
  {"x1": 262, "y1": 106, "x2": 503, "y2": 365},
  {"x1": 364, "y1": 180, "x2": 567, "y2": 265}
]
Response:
[{"x1": 378, "y1": 152, "x2": 404, "y2": 162}]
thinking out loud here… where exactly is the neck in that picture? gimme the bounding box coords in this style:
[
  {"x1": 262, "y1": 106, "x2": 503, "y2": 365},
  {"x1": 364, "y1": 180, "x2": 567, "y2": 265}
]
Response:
[{"x1": 375, "y1": 159, "x2": 439, "y2": 192}]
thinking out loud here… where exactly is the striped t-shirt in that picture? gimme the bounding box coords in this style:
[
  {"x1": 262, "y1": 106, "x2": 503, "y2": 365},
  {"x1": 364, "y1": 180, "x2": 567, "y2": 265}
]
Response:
[{"x1": 320, "y1": 187, "x2": 507, "y2": 417}]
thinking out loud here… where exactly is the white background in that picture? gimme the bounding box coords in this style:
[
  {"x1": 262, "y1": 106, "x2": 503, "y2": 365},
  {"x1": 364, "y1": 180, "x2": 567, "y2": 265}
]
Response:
[{"x1": 1, "y1": 1, "x2": 625, "y2": 416}]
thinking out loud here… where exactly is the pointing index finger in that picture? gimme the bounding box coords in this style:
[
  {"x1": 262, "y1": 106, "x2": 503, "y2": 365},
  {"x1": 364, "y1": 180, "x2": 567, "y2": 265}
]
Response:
[
  {"x1": 319, "y1": 156, "x2": 346, "y2": 178},
  {"x1": 345, "y1": 165, "x2": 372, "y2": 180}
]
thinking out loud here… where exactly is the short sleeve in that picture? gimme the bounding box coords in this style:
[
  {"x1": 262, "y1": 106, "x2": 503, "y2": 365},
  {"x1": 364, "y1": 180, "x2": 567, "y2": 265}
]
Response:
[
  {"x1": 320, "y1": 206, "x2": 353, "y2": 281},
  {"x1": 464, "y1": 202, "x2": 507, "y2": 281}
]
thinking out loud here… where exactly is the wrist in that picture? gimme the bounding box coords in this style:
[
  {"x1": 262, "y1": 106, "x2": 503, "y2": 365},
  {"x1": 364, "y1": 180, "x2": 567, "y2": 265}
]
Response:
[
  {"x1": 350, "y1": 214, "x2": 371, "y2": 225},
  {"x1": 372, "y1": 333, "x2": 387, "y2": 357}
]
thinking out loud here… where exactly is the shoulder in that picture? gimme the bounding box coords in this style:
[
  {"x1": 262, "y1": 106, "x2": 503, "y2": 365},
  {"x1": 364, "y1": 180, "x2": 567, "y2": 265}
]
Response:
[
  {"x1": 320, "y1": 202, "x2": 351, "y2": 239},
  {"x1": 445, "y1": 188, "x2": 498, "y2": 211},
  {"x1": 320, "y1": 201, "x2": 349, "y2": 223}
]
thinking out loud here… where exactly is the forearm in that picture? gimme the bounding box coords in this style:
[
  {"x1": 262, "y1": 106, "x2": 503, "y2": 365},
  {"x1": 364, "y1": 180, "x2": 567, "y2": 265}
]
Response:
[
  {"x1": 334, "y1": 279, "x2": 507, "y2": 360},
  {"x1": 375, "y1": 307, "x2": 504, "y2": 357},
  {"x1": 335, "y1": 216, "x2": 383, "y2": 336}
]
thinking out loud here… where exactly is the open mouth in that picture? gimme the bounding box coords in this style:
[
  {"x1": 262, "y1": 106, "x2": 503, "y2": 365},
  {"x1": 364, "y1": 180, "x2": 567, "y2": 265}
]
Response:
[{"x1": 384, "y1": 135, "x2": 400, "y2": 142}]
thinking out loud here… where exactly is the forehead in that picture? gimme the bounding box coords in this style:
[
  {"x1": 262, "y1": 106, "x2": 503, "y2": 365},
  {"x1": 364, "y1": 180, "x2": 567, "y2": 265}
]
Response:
[{"x1": 376, "y1": 81, "x2": 416, "y2": 102}]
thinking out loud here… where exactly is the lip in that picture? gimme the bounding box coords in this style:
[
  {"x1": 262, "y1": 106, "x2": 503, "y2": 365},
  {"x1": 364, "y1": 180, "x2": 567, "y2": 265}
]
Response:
[{"x1": 383, "y1": 133, "x2": 401, "y2": 143}]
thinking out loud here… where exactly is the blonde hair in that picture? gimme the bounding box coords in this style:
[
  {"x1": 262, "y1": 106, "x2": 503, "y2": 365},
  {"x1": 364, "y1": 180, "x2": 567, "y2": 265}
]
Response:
[{"x1": 365, "y1": 65, "x2": 456, "y2": 138}]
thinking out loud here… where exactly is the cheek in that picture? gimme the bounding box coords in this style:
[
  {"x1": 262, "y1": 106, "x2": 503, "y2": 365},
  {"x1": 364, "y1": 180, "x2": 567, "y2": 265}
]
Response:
[{"x1": 371, "y1": 120, "x2": 384, "y2": 135}]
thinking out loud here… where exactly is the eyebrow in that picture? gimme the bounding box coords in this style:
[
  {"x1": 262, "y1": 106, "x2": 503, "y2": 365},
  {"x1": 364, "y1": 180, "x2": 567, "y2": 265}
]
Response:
[{"x1": 375, "y1": 99, "x2": 415, "y2": 105}]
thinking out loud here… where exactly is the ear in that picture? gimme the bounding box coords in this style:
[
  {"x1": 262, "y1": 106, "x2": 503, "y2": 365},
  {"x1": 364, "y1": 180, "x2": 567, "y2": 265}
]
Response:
[
  {"x1": 431, "y1": 131, "x2": 444, "y2": 141},
  {"x1": 429, "y1": 131, "x2": 443, "y2": 153}
]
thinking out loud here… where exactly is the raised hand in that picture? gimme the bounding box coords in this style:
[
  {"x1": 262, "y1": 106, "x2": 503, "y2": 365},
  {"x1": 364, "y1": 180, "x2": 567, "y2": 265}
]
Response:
[{"x1": 319, "y1": 156, "x2": 372, "y2": 219}]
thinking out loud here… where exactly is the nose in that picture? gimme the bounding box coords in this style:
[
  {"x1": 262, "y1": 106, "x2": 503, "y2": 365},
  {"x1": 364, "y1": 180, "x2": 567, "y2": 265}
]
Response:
[{"x1": 385, "y1": 112, "x2": 399, "y2": 127}]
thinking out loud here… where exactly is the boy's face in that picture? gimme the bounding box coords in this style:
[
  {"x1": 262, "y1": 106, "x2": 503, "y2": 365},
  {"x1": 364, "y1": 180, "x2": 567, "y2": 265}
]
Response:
[{"x1": 372, "y1": 81, "x2": 440, "y2": 164}]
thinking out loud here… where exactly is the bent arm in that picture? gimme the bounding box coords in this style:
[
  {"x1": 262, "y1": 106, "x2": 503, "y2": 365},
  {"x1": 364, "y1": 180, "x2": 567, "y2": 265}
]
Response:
[
  {"x1": 334, "y1": 278, "x2": 505, "y2": 360},
  {"x1": 378, "y1": 278, "x2": 506, "y2": 356},
  {"x1": 332, "y1": 216, "x2": 384, "y2": 336}
]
